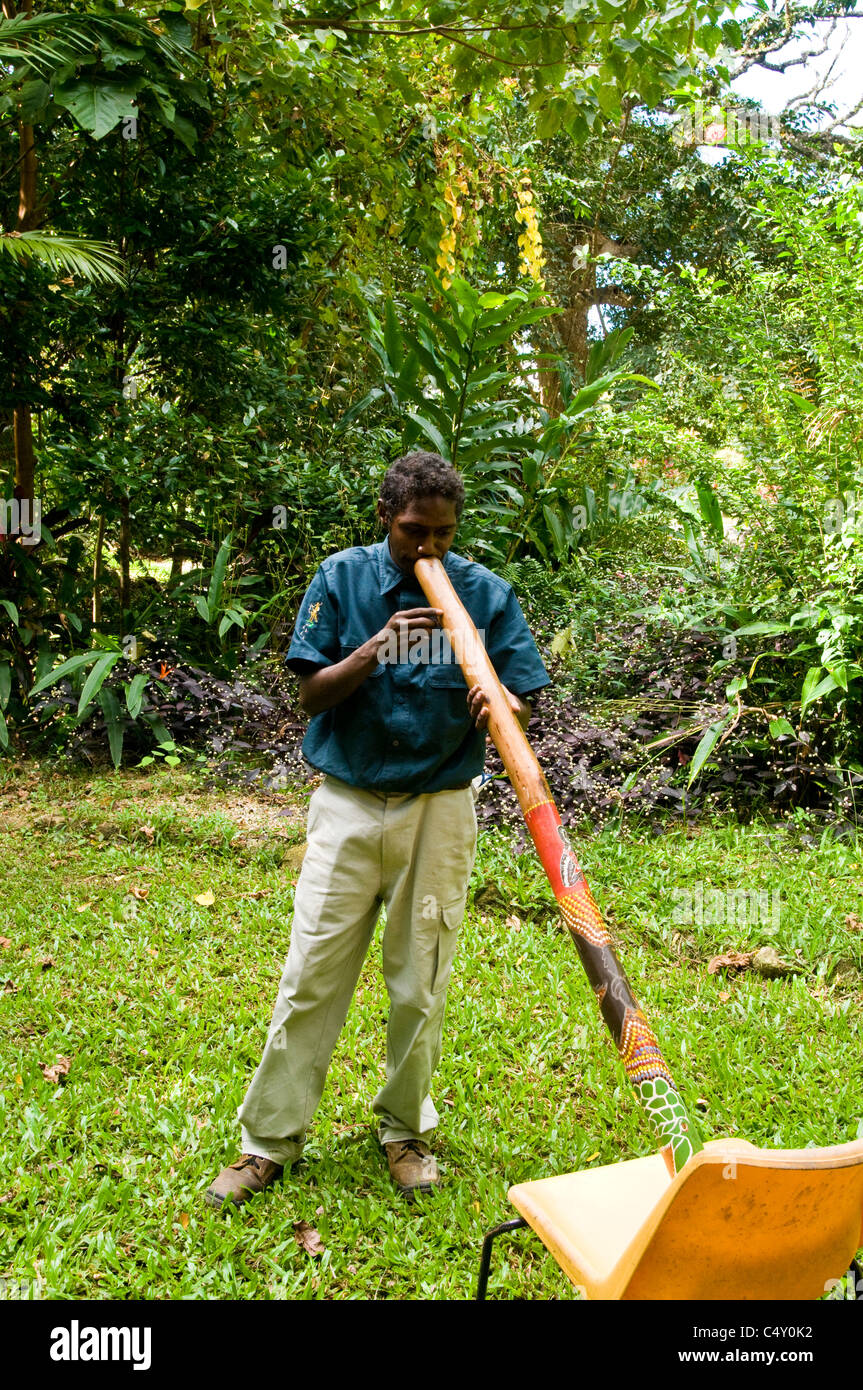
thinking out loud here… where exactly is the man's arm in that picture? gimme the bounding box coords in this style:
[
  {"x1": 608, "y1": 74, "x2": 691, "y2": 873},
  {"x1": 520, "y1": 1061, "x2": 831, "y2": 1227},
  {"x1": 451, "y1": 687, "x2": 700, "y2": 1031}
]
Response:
[
  {"x1": 298, "y1": 607, "x2": 442, "y2": 716},
  {"x1": 298, "y1": 613, "x2": 531, "y2": 731}
]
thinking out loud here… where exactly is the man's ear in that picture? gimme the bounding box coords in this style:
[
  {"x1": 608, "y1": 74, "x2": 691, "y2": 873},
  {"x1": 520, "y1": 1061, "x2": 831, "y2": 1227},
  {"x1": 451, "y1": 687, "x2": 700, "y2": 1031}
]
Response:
[{"x1": 376, "y1": 500, "x2": 389, "y2": 528}]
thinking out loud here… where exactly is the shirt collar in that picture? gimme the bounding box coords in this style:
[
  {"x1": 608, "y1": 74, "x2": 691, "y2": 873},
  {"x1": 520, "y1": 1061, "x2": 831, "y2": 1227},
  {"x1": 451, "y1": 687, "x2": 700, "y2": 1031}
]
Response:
[
  {"x1": 376, "y1": 538, "x2": 404, "y2": 595},
  {"x1": 376, "y1": 538, "x2": 454, "y2": 595}
]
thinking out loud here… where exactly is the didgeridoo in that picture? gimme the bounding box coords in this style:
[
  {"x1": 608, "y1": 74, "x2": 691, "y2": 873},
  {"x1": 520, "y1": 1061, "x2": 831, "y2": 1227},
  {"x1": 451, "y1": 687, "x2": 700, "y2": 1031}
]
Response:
[{"x1": 415, "y1": 555, "x2": 702, "y2": 1178}]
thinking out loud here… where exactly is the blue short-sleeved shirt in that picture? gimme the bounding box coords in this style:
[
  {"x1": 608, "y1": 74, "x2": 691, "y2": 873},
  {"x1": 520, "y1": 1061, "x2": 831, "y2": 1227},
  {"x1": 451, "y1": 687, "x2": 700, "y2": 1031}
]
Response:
[{"x1": 286, "y1": 539, "x2": 550, "y2": 793}]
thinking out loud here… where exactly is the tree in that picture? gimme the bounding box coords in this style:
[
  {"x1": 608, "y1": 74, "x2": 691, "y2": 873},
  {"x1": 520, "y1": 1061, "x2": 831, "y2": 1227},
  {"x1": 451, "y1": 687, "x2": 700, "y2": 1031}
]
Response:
[{"x1": 1, "y1": 2, "x2": 195, "y2": 515}]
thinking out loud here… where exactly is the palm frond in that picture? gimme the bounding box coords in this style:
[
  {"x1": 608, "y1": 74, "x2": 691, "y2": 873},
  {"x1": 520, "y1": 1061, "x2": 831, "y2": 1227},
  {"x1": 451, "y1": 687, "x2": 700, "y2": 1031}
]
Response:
[
  {"x1": 0, "y1": 230, "x2": 125, "y2": 285},
  {"x1": 0, "y1": 11, "x2": 190, "y2": 77}
]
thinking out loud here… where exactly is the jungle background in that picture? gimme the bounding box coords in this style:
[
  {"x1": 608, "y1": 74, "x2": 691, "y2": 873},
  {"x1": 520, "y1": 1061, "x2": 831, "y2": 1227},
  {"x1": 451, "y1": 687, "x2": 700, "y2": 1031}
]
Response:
[{"x1": 1, "y1": 1, "x2": 863, "y2": 1304}]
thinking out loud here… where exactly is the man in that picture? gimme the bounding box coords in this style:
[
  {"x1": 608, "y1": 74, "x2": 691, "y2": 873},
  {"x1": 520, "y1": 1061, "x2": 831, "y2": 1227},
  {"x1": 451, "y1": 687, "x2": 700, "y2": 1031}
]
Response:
[{"x1": 206, "y1": 451, "x2": 549, "y2": 1207}]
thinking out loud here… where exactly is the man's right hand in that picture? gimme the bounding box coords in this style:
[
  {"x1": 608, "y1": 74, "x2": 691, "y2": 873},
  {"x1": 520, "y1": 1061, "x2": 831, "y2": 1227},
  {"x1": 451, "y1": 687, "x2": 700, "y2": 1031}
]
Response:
[
  {"x1": 298, "y1": 608, "x2": 443, "y2": 716},
  {"x1": 371, "y1": 607, "x2": 443, "y2": 660}
]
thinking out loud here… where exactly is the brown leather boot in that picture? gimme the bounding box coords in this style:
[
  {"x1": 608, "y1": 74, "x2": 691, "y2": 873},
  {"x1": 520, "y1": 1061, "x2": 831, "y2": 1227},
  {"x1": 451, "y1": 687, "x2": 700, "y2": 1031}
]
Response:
[
  {"x1": 384, "y1": 1139, "x2": 440, "y2": 1195},
  {"x1": 204, "y1": 1154, "x2": 285, "y2": 1210}
]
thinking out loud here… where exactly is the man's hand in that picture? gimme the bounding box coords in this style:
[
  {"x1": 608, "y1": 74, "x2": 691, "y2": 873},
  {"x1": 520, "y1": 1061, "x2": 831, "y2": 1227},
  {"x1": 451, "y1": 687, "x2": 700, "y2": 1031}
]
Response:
[
  {"x1": 467, "y1": 683, "x2": 531, "y2": 732},
  {"x1": 298, "y1": 608, "x2": 442, "y2": 716},
  {"x1": 374, "y1": 607, "x2": 442, "y2": 654}
]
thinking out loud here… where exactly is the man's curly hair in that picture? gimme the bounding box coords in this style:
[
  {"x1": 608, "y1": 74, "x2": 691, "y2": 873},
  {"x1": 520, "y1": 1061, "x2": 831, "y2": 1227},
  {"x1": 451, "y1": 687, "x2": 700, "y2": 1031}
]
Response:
[{"x1": 378, "y1": 452, "x2": 465, "y2": 524}]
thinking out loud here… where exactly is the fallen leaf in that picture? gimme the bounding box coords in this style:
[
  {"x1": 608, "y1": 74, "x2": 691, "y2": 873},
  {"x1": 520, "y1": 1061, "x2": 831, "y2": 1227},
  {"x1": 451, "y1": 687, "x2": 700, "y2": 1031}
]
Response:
[
  {"x1": 718, "y1": 990, "x2": 731, "y2": 1003},
  {"x1": 39, "y1": 1057, "x2": 71, "y2": 1084},
  {"x1": 15, "y1": 1074, "x2": 22, "y2": 1086},
  {"x1": 138, "y1": 825, "x2": 155, "y2": 841},
  {"x1": 194, "y1": 889, "x2": 215, "y2": 907},
  {"x1": 292, "y1": 1220, "x2": 324, "y2": 1257},
  {"x1": 75, "y1": 903, "x2": 94, "y2": 914},
  {"x1": 845, "y1": 914, "x2": 862, "y2": 933},
  {"x1": 751, "y1": 946, "x2": 798, "y2": 979},
  {"x1": 0, "y1": 937, "x2": 11, "y2": 950},
  {"x1": 129, "y1": 886, "x2": 149, "y2": 902},
  {"x1": 3, "y1": 981, "x2": 16, "y2": 994},
  {"x1": 585, "y1": 1151, "x2": 600, "y2": 1162},
  {"x1": 707, "y1": 950, "x2": 754, "y2": 975},
  {"x1": 179, "y1": 1212, "x2": 189, "y2": 1230},
  {"x1": 39, "y1": 956, "x2": 55, "y2": 970},
  {"x1": 504, "y1": 914, "x2": 522, "y2": 930}
]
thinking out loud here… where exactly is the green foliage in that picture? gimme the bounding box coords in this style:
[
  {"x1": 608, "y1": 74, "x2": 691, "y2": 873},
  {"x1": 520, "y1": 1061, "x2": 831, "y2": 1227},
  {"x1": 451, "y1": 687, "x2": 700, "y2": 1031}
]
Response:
[
  {"x1": 0, "y1": 231, "x2": 124, "y2": 282},
  {"x1": 546, "y1": 151, "x2": 863, "y2": 769},
  {"x1": 355, "y1": 270, "x2": 556, "y2": 467},
  {"x1": 138, "y1": 739, "x2": 203, "y2": 771},
  {"x1": 26, "y1": 642, "x2": 153, "y2": 769},
  {"x1": 354, "y1": 277, "x2": 654, "y2": 563},
  {"x1": 4, "y1": 0, "x2": 862, "y2": 771}
]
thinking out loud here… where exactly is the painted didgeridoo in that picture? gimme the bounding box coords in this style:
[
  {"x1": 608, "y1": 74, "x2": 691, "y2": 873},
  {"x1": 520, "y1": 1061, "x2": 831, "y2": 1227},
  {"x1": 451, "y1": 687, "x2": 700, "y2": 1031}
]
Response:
[{"x1": 414, "y1": 555, "x2": 702, "y2": 1177}]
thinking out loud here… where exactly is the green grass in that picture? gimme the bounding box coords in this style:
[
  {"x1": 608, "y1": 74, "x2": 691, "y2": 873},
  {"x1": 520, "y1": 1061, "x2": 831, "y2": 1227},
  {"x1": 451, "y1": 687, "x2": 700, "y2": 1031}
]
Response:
[{"x1": 1, "y1": 765, "x2": 861, "y2": 1300}]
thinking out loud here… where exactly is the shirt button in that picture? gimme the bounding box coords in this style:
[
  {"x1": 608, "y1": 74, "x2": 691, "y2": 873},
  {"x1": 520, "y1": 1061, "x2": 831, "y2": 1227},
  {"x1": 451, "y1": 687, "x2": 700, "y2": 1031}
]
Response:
[{"x1": 392, "y1": 739, "x2": 400, "y2": 747}]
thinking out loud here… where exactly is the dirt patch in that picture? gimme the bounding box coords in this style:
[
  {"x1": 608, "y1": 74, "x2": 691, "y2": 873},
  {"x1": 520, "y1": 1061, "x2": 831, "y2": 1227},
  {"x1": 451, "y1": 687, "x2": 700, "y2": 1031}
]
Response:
[{"x1": 0, "y1": 771, "x2": 312, "y2": 841}]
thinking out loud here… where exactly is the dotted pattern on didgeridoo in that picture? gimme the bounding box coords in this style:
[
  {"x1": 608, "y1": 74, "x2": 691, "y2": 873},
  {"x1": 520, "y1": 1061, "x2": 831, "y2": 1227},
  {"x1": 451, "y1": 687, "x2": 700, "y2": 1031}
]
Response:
[
  {"x1": 619, "y1": 1008, "x2": 676, "y2": 1087},
  {"x1": 557, "y1": 887, "x2": 613, "y2": 948}
]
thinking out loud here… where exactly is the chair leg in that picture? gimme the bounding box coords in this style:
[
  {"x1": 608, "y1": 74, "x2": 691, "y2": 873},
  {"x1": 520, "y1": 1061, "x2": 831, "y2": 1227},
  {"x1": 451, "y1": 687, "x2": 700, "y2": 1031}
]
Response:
[{"x1": 476, "y1": 1217, "x2": 528, "y2": 1301}]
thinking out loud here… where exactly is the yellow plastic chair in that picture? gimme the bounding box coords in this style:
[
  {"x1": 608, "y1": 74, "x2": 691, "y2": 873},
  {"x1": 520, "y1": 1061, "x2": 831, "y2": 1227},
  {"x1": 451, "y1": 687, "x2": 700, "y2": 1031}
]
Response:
[{"x1": 477, "y1": 1137, "x2": 863, "y2": 1300}]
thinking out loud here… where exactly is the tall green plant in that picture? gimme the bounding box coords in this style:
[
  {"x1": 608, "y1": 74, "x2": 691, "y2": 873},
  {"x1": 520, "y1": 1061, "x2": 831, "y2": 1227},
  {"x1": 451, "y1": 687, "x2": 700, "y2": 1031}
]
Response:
[
  {"x1": 506, "y1": 328, "x2": 658, "y2": 562},
  {"x1": 347, "y1": 272, "x2": 654, "y2": 561},
  {"x1": 349, "y1": 271, "x2": 555, "y2": 467}
]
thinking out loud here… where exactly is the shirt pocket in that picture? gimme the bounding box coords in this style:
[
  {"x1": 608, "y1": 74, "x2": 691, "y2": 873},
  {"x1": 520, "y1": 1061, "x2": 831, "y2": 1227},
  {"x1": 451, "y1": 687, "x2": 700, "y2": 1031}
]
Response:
[
  {"x1": 424, "y1": 663, "x2": 469, "y2": 730},
  {"x1": 339, "y1": 642, "x2": 384, "y2": 678},
  {"x1": 425, "y1": 664, "x2": 468, "y2": 688}
]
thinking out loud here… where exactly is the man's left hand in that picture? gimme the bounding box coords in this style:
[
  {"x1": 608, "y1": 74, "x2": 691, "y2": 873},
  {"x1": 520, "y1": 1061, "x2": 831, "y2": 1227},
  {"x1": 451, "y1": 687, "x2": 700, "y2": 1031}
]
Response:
[{"x1": 466, "y1": 683, "x2": 531, "y2": 732}]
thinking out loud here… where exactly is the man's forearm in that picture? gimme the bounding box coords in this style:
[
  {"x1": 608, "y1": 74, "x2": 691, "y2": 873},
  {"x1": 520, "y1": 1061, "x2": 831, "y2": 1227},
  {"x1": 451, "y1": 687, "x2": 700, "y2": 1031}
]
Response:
[{"x1": 299, "y1": 639, "x2": 380, "y2": 715}]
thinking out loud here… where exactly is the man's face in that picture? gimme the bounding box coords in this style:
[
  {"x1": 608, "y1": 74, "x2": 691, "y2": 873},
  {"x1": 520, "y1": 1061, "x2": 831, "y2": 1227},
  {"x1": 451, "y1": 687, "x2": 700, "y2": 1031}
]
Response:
[{"x1": 379, "y1": 494, "x2": 458, "y2": 575}]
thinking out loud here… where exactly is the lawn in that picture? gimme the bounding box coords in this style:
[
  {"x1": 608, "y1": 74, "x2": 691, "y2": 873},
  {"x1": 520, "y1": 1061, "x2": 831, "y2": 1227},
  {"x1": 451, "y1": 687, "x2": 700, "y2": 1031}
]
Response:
[{"x1": 1, "y1": 763, "x2": 861, "y2": 1300}]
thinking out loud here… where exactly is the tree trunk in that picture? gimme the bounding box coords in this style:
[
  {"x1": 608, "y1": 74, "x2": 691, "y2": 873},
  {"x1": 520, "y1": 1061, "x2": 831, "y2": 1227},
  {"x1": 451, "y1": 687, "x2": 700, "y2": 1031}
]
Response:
[
  {"x1": 119, "y1": 496, "x2": 131, "y2": 615},
  {"x1": 539, "y1": 226, "x2": 638, "y2": 415},
  {"x1": 3, "y1": 0, "x2": 39, "y2": 514},
  {"x1": 92, "y1": 513, "x2": 105, "y2": 627},
  {"x1": 12, "y1": 406, "x2": 36, "y2": 511}
]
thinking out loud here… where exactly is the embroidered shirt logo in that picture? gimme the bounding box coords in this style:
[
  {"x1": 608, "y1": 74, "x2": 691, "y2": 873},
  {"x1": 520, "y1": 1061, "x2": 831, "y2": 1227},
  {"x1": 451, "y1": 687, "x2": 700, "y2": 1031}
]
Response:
[{"x1": 303, "y1": 600, "x2": 321, "y2": 633}]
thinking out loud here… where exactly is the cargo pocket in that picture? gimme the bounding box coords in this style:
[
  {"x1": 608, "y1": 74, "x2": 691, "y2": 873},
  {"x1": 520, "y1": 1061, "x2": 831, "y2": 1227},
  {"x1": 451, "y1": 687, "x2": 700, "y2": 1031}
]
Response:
[{"x1": 432, "y1": 897, "x2": 466, "y2": 994}]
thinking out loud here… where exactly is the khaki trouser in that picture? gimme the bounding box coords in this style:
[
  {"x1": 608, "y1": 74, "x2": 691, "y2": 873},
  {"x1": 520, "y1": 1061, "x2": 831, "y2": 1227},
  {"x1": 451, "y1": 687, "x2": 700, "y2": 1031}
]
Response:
[{"x1": 237, "y1": 774, "x2": 478, "y2": 1163}]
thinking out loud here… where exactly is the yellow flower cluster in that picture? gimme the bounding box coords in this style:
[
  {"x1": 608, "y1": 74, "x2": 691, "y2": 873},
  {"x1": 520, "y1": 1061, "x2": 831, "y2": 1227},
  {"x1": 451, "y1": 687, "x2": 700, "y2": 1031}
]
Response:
[
  {"x1": 515, "y1": 174, "x2": 546, "y2": 286},
  {"x1": 437, "y1": 175, "x2": 469, "y2": 289}
]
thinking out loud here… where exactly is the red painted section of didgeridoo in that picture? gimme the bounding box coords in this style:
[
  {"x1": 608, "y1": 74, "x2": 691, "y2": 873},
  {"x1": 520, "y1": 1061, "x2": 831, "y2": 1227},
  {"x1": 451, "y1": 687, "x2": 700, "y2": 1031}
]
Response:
[{"x1": 524, "y1": 799, "x2": 595, "y2": 907}]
